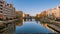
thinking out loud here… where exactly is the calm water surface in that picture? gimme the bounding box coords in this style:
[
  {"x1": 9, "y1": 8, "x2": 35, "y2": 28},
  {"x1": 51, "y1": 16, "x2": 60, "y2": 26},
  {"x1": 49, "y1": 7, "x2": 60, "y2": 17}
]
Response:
[{"x1": 15, "y1": 20, "x2": 53, "y2": 34}]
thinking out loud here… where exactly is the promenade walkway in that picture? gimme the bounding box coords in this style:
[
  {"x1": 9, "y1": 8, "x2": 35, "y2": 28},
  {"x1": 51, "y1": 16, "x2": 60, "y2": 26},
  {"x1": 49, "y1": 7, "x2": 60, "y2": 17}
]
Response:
[
  {"x1": 47, "y1": 24, "x2": 60, "y2": 33},
  {"x1": 40, "y1": 18, "x2": 60, "y2": 33}
]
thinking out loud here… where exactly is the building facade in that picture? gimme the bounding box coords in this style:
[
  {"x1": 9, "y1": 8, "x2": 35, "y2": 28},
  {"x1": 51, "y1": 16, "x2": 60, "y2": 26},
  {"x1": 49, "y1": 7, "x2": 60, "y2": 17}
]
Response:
[
  {"x1": 16, "y1": 11, "x2": 23, "y2": 19},
  {"x1": 37, "y1": 11, "x2": 47, "y2": 18},
  {"x1": 0, "y1": 0, "x2": 16, "y2": 20},
  {"x1": 46, "y1": 6, "x2": 60, "y2": 20}
]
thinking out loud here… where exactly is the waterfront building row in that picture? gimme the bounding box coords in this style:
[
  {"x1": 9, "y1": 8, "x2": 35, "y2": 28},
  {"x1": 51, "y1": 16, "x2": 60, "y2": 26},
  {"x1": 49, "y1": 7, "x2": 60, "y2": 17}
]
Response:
[
  {"x1": 37, "y1": 6, "x2": 60, "y2": 20},
  {"x1": 0, "y1": 0, "x2": 16, "y2": 20},
  {"x1": 46, "y1": 6, "x2": 60, "y2": 20},
  {"x1": 0, "y1": 0, "x2": 24, "y2": 20}
]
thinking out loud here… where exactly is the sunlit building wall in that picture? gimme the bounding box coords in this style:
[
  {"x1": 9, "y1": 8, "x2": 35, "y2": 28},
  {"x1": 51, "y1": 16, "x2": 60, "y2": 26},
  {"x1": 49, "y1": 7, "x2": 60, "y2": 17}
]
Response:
[
  {"x1": 0, "y1": 0, "x2": 5, "y2": 20},
  {"x1": 0, "y1": 0, "x2": 16, "y2": 20},
  {"x1": 38, "y1": 11, "x2": 47, "y2": 18},
  {"x1": 46, "y1": 6, "x2": 60, "y2": 20},
  {"x1": 16, "y1": 11, "x2": 23, "y2": 19}
]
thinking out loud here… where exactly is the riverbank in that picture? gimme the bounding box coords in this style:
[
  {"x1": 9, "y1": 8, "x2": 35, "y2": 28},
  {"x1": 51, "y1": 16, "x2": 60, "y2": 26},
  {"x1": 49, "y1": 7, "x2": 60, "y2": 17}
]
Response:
[
  {"x1": 0, "y1": 19, "x2": 18, "y2": 33},
  {"x1": 40, "y1": 18, "x2": 60, "y2": 33}
]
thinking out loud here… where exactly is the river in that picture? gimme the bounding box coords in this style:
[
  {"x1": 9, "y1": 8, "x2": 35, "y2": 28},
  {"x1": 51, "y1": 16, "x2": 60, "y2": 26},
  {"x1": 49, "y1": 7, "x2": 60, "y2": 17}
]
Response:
[
  {"x1": 0, "y1": 19, "x2": 55, "y2": 34},
  {"x1": 15, "y1": 19, "x2": 54, "y2": 34}
]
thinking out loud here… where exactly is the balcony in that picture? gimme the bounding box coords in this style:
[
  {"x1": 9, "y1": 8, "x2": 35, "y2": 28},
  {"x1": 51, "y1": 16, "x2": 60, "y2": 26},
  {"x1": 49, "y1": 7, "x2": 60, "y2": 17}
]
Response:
[
  {"x1": 0, "y1": 0, "x2": 4, "y2": 4},
  {"x1": 0, "y1": 0, "x2": 4, "y2": 1},
  {"x1": 0, "y1": 12, "x2": 3, "y2": 14},
  {"x1": 0, "y1": 10, "x2": 3, "y2": 11},
  {"x1": 0, "y1": 5, "x2": 3, "y2": 7},
  {"x1": 0, "y1": 6, "x2": 3, "y2": 8}
]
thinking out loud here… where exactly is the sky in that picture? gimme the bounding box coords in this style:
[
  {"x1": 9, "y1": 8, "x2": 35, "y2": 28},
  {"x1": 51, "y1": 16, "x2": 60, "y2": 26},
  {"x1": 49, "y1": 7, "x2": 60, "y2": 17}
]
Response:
[{"x1": 6, "y1": 0, "x2": 60, "y2": 16}]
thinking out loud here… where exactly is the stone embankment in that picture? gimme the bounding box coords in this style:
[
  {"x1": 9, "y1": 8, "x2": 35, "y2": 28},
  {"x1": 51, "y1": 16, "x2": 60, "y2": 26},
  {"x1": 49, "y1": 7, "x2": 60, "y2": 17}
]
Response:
[
  {"x1": 0, "y1": 19, "x2": 18, "y2": 33},
  {"x1": 40, "y1": 18, "x2": 60, "y2": 33}
]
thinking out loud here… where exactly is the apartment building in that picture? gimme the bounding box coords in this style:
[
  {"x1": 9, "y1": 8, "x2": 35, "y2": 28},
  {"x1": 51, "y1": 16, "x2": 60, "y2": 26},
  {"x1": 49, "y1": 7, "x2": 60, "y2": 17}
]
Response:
[
  {"x1": 46, "y1": 6, "x2": 60, "y2": 20},
  {"x1": 0, "y1": 0, "x2": 16, "y2": 20},
  {"x1": 0, "y1": 0, "x2": 5, "y2": 20},
  {"x1": 5, "y1": 4, "x2": 16, "y2": 20},
  {"x1": 41, "y1": 11, "x2": 46, "y2": 17},
  {"x1": 37, "y1": 11, "x2": 47, "y2": 18},
  {"x1": 16, "y1": 11, "x2": 23, "y2": 19}
]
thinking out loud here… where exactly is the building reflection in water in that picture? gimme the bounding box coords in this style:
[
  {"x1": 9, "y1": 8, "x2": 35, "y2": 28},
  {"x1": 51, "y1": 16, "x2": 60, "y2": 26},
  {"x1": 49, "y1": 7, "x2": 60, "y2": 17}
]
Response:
[
  {"x1": 40, "y1": 22, "x2": 57, "y2": 33},
  {"x1": 40, "y1": 22, "x2": 47, "y2": 28},
  {"x1": 35, "y1": 21, "x2": 47, "y2": 27},
  {"x1": 0, "y1": 20, "x2": 23, "y2": 34},
  {"x1": 16, "y1": 21, "x2": 23, "y2": 26},
  {"x1": 0, "y1": 22, "x2": 16, "y2": 34}
]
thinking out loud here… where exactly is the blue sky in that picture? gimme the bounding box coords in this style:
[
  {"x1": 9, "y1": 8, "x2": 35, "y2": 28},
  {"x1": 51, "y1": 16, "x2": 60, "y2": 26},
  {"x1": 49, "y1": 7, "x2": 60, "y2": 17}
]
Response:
[{"x1": 6, "y1": 0, "x2": 60, "y2": 16}]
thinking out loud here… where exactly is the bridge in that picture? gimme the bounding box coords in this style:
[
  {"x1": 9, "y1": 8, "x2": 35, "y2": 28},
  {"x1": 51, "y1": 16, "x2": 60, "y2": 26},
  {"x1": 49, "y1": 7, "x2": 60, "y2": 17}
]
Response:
[{"x1": 23, "y1": 16, "x2": 33, "y2": 21}]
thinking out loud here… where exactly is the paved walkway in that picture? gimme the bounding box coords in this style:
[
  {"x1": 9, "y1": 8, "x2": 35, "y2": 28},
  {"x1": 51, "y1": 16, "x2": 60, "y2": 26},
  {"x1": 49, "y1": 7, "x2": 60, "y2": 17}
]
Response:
[
  {"x1": 40, "y1": 18, "x2": 60, "y2": 33},
  {"x1": 0, "y1": 19, "x2": 18, "y2": 28},
  {"x1": 48, "y1": 24, "x2": 60, "y2": 33}
]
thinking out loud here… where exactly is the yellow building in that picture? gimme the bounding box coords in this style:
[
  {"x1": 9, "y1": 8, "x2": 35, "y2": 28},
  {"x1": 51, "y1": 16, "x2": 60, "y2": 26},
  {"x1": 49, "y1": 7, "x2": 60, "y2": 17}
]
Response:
[
  {"x1": 16, "y1": 11, "x2": 23, "y2": 19},
  {"x1": 38, "y1": 11, "x2": 47, "y2": 18},
  {"x1": 46, "y1": 6, "x2": 60, "y2": 20}
]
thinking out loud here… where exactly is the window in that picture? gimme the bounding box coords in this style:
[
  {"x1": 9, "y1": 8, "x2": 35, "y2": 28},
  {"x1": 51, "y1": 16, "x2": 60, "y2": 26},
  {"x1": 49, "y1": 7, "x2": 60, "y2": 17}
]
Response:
[
  {"x1": 0, "y1": 1, "x2": 3, "y2": 3},
  {"x1": 0, "y1": 11, "x2": 2, "y2": 13},
  {"x1": 0, "y1": 5, "x2": 3, "y2": 7},
  {"x1": 6, "y1": 4, "x2": 9, "y2": 6},
  {"x1": 59, "y1": 6, "x2": 60, "y2": 8},
  {"x1": 0, "y1": 8, "x2": 2, "y2": 10}
]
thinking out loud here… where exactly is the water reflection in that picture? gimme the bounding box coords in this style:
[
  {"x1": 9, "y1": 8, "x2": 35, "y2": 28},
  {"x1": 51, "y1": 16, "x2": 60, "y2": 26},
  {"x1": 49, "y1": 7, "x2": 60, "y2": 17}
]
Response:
[
  {"x1": 0, "y1": 22, "x2": 16, "y2": 34},
  {"x1": 40, "y1": 22, "x2": 47, "y2": 28},
  {"x1": 16, "y1": 20, "x2": 54, "y2": 34},
  {"x1": 0, "y1": 19, "x2": 56, "y2": 34},
  {"x1": 40, "y1": 22, "x2": 57, "y2": 33},
  {"x1": 16, "y1": 21, "x2": 23, "y2": 26}
]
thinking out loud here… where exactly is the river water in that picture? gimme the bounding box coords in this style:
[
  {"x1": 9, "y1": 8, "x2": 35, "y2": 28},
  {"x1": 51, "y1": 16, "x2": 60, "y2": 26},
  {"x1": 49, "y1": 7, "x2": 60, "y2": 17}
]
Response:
[
  {"x1": 0, "y1": 19, "x2": 55, "y2": 34},
  {"x1": 15, "y1": 19, "x2": 54, "y2": 34}
]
